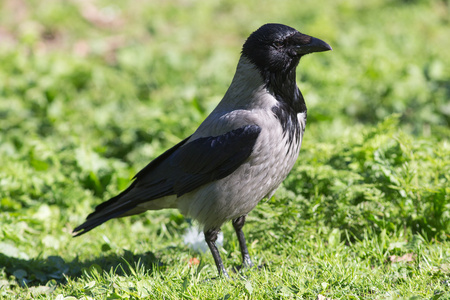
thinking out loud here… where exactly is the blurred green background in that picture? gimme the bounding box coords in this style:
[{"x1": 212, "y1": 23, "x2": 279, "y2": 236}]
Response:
[{"x1": 0, "y1": 0, "x2": 449, "y2": 298}]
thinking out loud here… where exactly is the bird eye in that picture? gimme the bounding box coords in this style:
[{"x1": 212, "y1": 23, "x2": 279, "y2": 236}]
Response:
[{"x1": 273, "y1": 41, "x2": 284, "y2": 48}]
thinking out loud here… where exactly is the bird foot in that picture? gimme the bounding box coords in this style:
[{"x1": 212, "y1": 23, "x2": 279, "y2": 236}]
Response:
[{"x1": 232, "y1": 263, "x2": 265, "y2": 273}]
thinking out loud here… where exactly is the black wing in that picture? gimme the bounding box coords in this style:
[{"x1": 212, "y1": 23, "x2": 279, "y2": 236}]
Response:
[{"x1": 73, "y1": 124, "x2": 261, "y2": 236}]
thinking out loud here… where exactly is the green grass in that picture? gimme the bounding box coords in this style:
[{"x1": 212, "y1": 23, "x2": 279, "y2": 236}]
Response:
[{"x1": 1, "y1": 0, "x2": 449, "y2": 299}]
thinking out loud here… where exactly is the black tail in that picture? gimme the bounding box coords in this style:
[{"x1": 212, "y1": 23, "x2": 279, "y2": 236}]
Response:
[
  {"x1": 73, "y1": 184, "x2": 136, "y2": 237},
  {"x1": 72, "y1": 210, "x2": 124, "y2": 237},
  {"x1": 73, "y1": 136, "x2": 191, "y2": 237}
]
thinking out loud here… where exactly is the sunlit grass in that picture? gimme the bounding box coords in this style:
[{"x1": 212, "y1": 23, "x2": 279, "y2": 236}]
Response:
[{"x1": 0, "y1": 0, "x2": 449, "y2": 299}]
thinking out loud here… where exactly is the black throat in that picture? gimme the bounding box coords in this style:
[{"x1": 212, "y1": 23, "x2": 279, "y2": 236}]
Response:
[
  {"x1": 263, "y1": 65, "x2": 306, "y2": 113},
  {"x1": 262, "y1": 65, "x2": 306, "y2": 147}
]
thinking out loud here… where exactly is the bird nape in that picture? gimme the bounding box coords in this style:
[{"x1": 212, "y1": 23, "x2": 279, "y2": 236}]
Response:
[{"x1": 73, "y1": 23, "x2": 332, "y2": 278}]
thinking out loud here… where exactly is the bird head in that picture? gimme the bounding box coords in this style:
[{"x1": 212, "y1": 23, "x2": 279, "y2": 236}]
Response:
[{"x1": 242, "y1": 23, "x2": 332, "y2": 77}]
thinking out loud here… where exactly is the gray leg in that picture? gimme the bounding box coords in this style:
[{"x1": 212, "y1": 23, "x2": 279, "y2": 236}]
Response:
[
  {"x1": 204, "y1": 229, "x2": 229, "y2": 278},
  {"x1": 232, "y1": 215, "x2": 254, "y2": 268}
]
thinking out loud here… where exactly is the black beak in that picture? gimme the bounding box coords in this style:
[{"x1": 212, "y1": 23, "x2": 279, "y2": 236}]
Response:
[{"x1": 296, "y1": 37, "x2": 332, "y2": 55}]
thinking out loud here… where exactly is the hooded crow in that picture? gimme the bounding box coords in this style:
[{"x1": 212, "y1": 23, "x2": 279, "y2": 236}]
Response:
[{"x1": 74, "y1": 23, "x2": 332, "y2": 277}]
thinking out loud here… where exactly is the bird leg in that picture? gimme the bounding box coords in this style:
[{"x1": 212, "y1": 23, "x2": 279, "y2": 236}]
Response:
[
  {"x1": 232, "y1": 215, "x2": 254, "y2": 268},
  {"x1": 204, "y1": 228, "x2": 229, "y2": 278}
]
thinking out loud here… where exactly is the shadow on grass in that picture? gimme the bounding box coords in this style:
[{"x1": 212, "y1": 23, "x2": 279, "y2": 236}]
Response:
[{"x1": 0, "y1": 250, "x2": 161, "y2": 287}]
